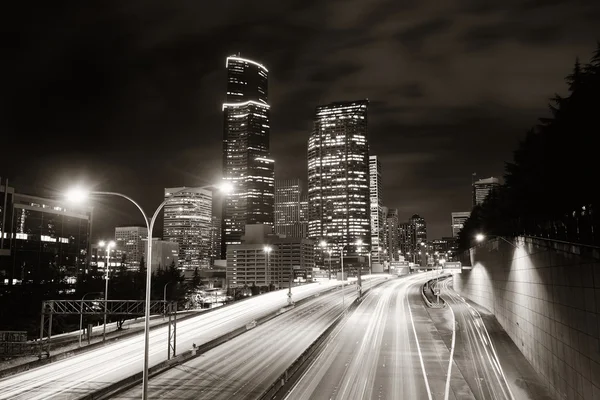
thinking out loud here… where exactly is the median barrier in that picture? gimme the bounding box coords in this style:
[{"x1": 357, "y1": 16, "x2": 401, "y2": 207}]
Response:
[{"x1": 259, "y1": 295, "x2": 364, "y2": 400}]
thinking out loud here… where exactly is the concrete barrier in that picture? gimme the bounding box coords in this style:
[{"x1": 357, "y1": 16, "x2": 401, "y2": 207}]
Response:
[{"x1": 455, "y1": 236, "x2": 600, "y2": 400}]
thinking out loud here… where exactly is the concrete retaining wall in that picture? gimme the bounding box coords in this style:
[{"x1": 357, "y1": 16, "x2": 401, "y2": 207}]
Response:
[{"x1": 455, "y1": 236, "x2": 600, "y2": 400}]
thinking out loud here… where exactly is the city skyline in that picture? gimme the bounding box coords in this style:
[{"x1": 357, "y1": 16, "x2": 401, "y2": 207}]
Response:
[{"x1": 2, "y1": 1, "x2": 600, "y2": 241}]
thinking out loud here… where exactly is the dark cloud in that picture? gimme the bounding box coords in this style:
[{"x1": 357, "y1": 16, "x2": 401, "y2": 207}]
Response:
[
  {"x1": 1, "y1": 0, "x2": 600, "y2": 239},
  {"x1": 396, "y1": 18, "x2": 454, "y2": 52}
]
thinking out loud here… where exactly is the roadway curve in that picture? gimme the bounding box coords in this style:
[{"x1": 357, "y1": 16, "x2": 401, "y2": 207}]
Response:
[
  {"x1": 286, "y1": 273, "x2": 434, "y2": 400},
  {"x1": 439, "y1": 278, "x2": 514, "y2": 400},
  {"x1": 0, "y1": 281, "x2": 350, "y2": 400},
  {"x1": 112, "y1": 279, "x2": 391, "y2": 399}
]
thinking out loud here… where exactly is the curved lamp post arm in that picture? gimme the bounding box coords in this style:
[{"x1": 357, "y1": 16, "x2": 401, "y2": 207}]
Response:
[{"x1": 90, "y1": 191, "x2": 150, "y2": 227}]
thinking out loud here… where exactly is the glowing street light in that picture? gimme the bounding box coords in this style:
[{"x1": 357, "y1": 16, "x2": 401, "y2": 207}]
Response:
[
  {"x1": 319, "y1": 241, "x2": 331, "y2": 279},
  {"x1": 475, "y1": 233, "x2": 518, "y2": 248},
  {"x1": 99, "y1": 240, "x2": 116, "y2": 342},
  {"x1": 263, "y1": 246, "x2": 272, "y2": 290},
  {"x1": 65, "y1": 181, "x2": 230, "y2": 400}
]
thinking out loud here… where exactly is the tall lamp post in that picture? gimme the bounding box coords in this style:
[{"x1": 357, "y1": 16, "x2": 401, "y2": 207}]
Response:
[
  {"x1": 356, "y1": 239, "x2": 371, "y2": 291},
  {"x1": 319, "y1": 240, "x2": 330, "y2": 279},
  {"x1": 339, "y1": 240, "x2": 362, "y2": 310},
  {"x1": 66, "y1": 182, "x2": 232, "y2": 400},
  {"x1": 263, "y1": 246, "x2": 272, "y2": 290},
  {"x1": 99, "y1": 240, "x2": 116, "y2": 342}
]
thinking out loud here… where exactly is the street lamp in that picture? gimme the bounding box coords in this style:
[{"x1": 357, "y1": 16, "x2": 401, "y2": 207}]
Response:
[
  {"x1": 99, "y1": 240, "x2": 116, "y2": 342},
  {"x1": 338, "y1": 239, "x2": 362, "y2": 310},
  {"x1": 356, "y1": 239, "x2": 371, "y2": 292},
  {"x1": 319, "y1": 240, "x2": 331, "y2": 279},
  {"x1": 65, "y1": 181, "x2": 232, "y2": 400},
  {"x1": 475, "y1": 233, "x2": 519, "y2": 248},
  {"x1": 263, "y1": 246, "x2": 272, "y2": 290}
]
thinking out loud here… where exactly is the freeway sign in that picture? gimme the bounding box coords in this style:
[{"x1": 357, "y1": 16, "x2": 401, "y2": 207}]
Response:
[{"x1": 443, "y1": 261, "x2": 462, "y2": 273}]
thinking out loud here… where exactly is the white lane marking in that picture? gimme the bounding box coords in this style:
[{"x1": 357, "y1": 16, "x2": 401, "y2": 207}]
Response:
[
  {"x1": 407, "y1": 284, "x2": 433, "y2": 400},
  {"x1": 443, "y1": 279, "x2": 456, "y2": 400}
]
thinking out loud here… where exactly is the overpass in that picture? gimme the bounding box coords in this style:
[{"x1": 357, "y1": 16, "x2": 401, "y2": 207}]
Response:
[{"x1": 455, "y1": 236, "x2": 599, "y2": 400}]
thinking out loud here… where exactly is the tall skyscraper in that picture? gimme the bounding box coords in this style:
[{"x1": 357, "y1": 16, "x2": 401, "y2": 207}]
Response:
[
  {"x1": 369, "y1": 156, "x2": 383, "y2": 264},
  {"x1": 115, "y1": 226, "x2": 148, "y2": 269},
  {"x1": 409, "y1": 214, "x2": 427, "y2": 244},
  {"x1": 472, "y1": 177, "x2": 500, "y2": 207},
  {"x1": 385, "y1": 208, "x2": 399, "y2": 261},
  {"x1": 275, "y1": 179, "x2": 307, "y2": 238},
  {"x1": 222, "y1": 54, "x2": 274, "y2": 255},
  {"x1": 308, "y1": 100, "x2": 370, "y2": 254},
  {"x1": 164, "y1": 187, "x2": 212, "y2": 270},
  {"x1": 451, "y1": 211, "x2": 471, "y2": 237},
  {"x1": 210, "y1": 216, "x2": 222, "y2": 262},
  {"x1": 398, "y1": 222, "x2": 416, "y2": 256}
]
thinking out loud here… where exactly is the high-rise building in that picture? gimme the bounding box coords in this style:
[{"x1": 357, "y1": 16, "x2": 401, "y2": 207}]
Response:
[
  {"x1": 210, "y1": 216, "x2": 222, "y2": 262},
  {"x1": 369, "y1": 156, "x2": 384, "y2": 265},
  {"x1": 0, "y1": 183, "x2": 92, "y2": 284},
  {"x1": 409, "y1": 214, "x2": 427, "y2": 244},
  {"x1": 164, "y1": 187, "x2": 212, "y2": 270},
  {"x1": 222, "y1": 54, "x2": 274, "y2": 256},
  {"x1": 114, "y1": 226, "x2": 148, "y2": 269},
  {"x1": 451, "y1": 211, "x2": 471, "y2": 237},
  {"x1": 472, "y1": 177, "x2": 500, "y2": 207},
  {"x1": 308, "y1": 100, "x2": 370, "y2": 256},
  {"x1": 275, "y1": 179, "x2": 307, "y2": 238},
  {"x1": 385, "y1": 208, "x2": 399, "y2": 261},
  {"x1": 399, "y1": 222, "x2": 416, "y2": 256}
]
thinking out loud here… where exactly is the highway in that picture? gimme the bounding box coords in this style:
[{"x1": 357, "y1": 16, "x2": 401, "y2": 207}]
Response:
[
  {"x1": 286, "y1": 273, "x2": 435, "y2": 400},
  {"x1": 439, "y1": 278, "x2": 514, "y2": 400},
  {"x1": 0, "y1": 280, "x2": 355, "y2": 400},
  {"x1": 112, "y1": 278, "x2": 390, "y2": 399}
]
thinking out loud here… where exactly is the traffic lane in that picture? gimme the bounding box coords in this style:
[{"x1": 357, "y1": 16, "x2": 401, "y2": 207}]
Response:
[
  {"x1": 441, "y1": 279, "x2": 514, "y2": 400},
  {"x1": 370, "y1": 275, "x2": 431, "y2": 400},
  {"x1": 0, "y1": 281, "x2": 345, "y2": 400},
  {"x1": 286, "y1": 274, "x2": 431, "y2": 400},
  {"x1": 442, "y1": 279, "x2": 553, "y2": 400},
  {"x1": 113, "y1": 285, "x2": 358, "y2": 399}
]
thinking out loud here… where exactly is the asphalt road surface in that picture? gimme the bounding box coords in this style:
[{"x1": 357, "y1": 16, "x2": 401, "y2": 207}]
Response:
[
  {"x1": 439, "y1": 278, "x2": 514, "y2": 400},
  {"x1": 286, "y1": 273, "x2": 437, "y2": 400},
  {"x1": 112, "y1": 278, "x2": 392, "y2": 399},
  {"x1": 0, "y1": 280, "x2": 355, "y2": 400}
]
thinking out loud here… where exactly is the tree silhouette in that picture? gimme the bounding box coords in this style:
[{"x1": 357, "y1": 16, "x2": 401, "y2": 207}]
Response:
[{"x1": 459, "y1": 43, "x2": 600, "y2": 250}]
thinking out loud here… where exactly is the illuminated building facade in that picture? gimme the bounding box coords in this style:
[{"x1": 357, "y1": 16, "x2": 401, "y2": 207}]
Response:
[
  {"x1": 222, "y1": 54, "x2": 274, "y2": 256},
  {"x1": 472, "y1": 177, "x2": 500, "y2": 207},
  {"x1": 114, "y1": 226, "x2": 147, "y2": 269},
  {"x1": 409, "y1": 214, "x2": 427, "y2": 245},
  {"x1": 163, "y1": 187, "x2": 212, "y2": 270},
  {"x1": 451, "y1": 211, "x2": 471, "y2": 237},
  {"x1": 275, "y1": 179, "x2": 307, "y2": 238},
  {"x1": 369, "y1": 156, "x2": 384, "y2": 264},
  {"x1": 385, "y1": 208, "x2": 399, "y2": 261},
  {"x1": 0, "y1": 184, "x2": 92, "y2": 284},
  {"x1": 308, "y1": 100, "x2": 370, "y2": 257},
  {"x1": 399, "y1": 221, "x2": 416, "y2": 256}
]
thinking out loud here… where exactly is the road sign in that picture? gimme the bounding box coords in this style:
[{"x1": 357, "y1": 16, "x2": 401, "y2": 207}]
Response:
[{"x1": 443, "y1": 261, "x2": 462, "y2": 273}]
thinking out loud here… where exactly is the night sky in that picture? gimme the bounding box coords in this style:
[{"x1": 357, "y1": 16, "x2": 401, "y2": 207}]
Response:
[{"x1": 2, "y1": 1, "x2": 599, "y2": 240}]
